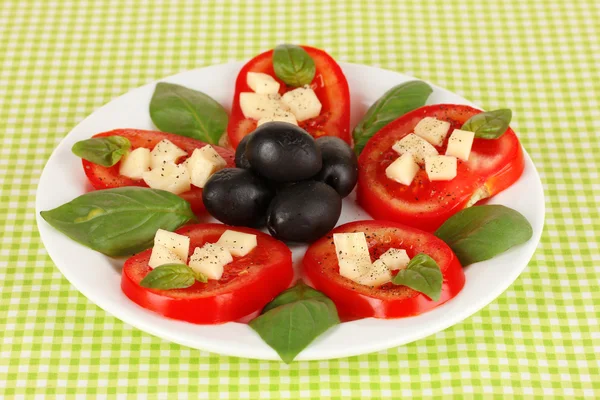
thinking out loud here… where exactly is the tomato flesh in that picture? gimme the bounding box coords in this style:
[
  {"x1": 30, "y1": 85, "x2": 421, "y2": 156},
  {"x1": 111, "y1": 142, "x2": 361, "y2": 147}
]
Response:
[
  {"x1": 227, "y1": 46, "x2": 351, "y2": 148},
  {"x1": 121, "y1": 224, "x2": 293, "y2": 324},
  {"x1": 82, "y1": 129, "x2": 235, "y2": 215},
  {"x1": 302, "y1": 220, "x2": 465, "y2": 319},
  {"x1": 357, "y1": 104, "x2": 524, "y2": 231}
]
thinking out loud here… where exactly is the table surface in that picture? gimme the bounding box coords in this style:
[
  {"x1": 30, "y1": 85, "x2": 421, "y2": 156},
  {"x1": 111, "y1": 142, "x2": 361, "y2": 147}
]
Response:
[{"x1": 1, "y1": 0, "x2": 598, "y2": 398}]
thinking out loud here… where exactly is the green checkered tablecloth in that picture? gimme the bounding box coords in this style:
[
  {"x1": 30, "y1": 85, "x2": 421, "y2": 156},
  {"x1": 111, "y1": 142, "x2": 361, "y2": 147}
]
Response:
[{"x1": 1, "y1": 0, "x2": 598, "y2": 398}]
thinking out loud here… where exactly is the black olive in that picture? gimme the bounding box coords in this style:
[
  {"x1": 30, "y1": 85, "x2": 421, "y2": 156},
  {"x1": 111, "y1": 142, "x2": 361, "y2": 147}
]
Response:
[
  {"x1": 234, "y1": 134, "x2": 252, "y2": 169},
  {"x1": 246, "y1": 122, "x2": 322, "y2": 182},
  {"x1": 202, "y1": 168, "x2": 274, "y2": 228},
  {"x1": 266, "y1": 181, "x2": 342, "y2": 243},
  {"x1": 313, "y1": 137, "x2": 358, "y2": 198}
]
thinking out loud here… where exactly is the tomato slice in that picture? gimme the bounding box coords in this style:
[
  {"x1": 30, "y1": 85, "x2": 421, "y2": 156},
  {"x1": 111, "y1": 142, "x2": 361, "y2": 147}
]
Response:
[
  {"x1": 357, "y1": 104, "x2": 524, "y2": 231},
  {"x1": 82, "y1": 129, "x2": 235, "y2": 215},
  {"x1": 227, "y1": 46, "x2": 351, "y2": 148},
  {"x1": 302, "y1": 220, "x2": 465, "y2": 319},
  {"x1": 121, "y1": 224, "x2": 293, "y2": 324}
]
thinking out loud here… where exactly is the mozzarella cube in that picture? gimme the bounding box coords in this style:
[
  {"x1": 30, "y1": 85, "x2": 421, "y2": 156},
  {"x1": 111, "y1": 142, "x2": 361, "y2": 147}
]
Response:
[
  {"x1": 247, "y1": 72, "x2": 280, "y2": 94},
  {"x1": 154, "y1": 229, "x2": 190, "y2": 261},
  {"x1": 356, "y1": 261, "x2": 392, "y2": 287},
  {"x1": 414, "y1": 117, "x2": 451, "y2": 146},
  {"x1": 334, "y1": 232, "x2": 372, "y2": 281},
  {"x1": 119, "y1": 148, "x2": 151, "y2": 180},
  {"x1": 150, "y1": 139, "x2": 187, "y2": 170},
  {"x1": 149, "y1": 244, "x2": 185, "y2": 269},
  {"x1": 239, "y1": 92, "x2": 289, "y2": 120},
  {"x1": 142, "y1": 162, "x2": 191, "y2": 194},
  {"x1": 378, "y1": 248, "x2": 410, "y2": 271},
  {"x1": 216, "y1": 230, "x2": 257, "y2": 257},
  {"x1": 281, "y1": 86, "x2": 322, "y2": 121},
  {"x1": 392, "y1": 134, "x2": 438, "y2": 164},
  {"x1": 425, "y1": 155, "x2": 458, "y2": 181},
  {"x1": 257, "y1": 110, "x2": 298, "y2": 127},
  {"x1": 188, "y1": 244, "x2": 233, "y2": 280},
  {"x1": 445, "y1": 129, "x2": 475, "y2": 161},
  {"x1": 385, "y1": 153, "x2": 420, "y2": 186},
  {"x1": 185, "y1": 145, "x2": 227, "y2": 188}
]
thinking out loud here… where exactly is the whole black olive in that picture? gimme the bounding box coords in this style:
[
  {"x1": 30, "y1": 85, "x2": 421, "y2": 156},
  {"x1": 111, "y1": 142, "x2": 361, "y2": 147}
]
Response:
[
  {"x1": 246, "y1": 122, "x2": 322, "y2": 182},
  {"x1": 202, "y1": 168, "x2": 274, "y2": 228},
  {"x1": 266, "y1": 181, "x2": 342, "y2": 243},
  {"x1": 313, "y1": 137, "x2": 358, "y2": 197},
  {"x1": 234, "y1": 134, "x2": 252, "y2": 169}
]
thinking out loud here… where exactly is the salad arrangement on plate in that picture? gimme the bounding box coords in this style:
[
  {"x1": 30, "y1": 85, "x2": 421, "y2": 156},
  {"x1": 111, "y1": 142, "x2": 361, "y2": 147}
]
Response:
[{"x1": 40, "y1": 44, "x2": 533, "y2": 363}]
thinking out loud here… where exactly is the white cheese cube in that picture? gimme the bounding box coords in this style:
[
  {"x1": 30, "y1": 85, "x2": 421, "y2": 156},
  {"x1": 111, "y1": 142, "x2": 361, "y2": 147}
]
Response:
[
  {"x1": 216, "y1": 230, "x2": 257, "y2": 257},
  {"x1": 385, "y1": 153, "x2": 420, "y2": 186},
  {"x1": 257, "y1": 110, "x2": 298, "y2": 127},
  {"x1": 148, "y1": 244, "x2": 185, "y2": 269},
  {"x1": 188, "y1": 244, "x2": 233, "y2": 280},
  {"x1": 333, "y1": 232, "x2": 372, "y2": 281},
  {"x1": 425, "y1": 155, "x2": 458, "y2": 181},
  {"x1": 239, "y1": 92, "x2": 289, "y2": 120},
  {"x1": 281, "y1": 86, "x2": 322, "y2": 122},
  {"x1": 378, "y1": 248, "x2": 410, "y2": 271},
  {"x1": 445, "y1": 129, "x2": 475, "y2": 161},
  {"x1": 392, "y1": 134, "x2": 439, "y2": 164},
  {"x1": 142, "y1": 162, "x2": 191, "y2": 195},
  {"x1": 185, "y1": 145, "x2": 227, "y2": 188},
  {"x1": 119, "y1": 148, "x2": 151, "y2": 180},
  {"x1": 150, "y1": 139, "x2": 188, "y2": 170},
  {"x1": 154, "y1": 229, "x2": 190, "y2": 261},
  {"x1": 414, "y1": 117, "x2": 451, "y2": 146},
  {"x1": 247, "y1": 72, "x2": 280, "y2": 94},
  {"x1": 355, "y1": 261, "x2": 392, "y2": 287}
]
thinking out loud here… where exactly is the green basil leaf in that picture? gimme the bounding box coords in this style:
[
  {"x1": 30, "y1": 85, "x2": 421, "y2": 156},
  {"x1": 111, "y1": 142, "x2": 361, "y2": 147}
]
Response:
[
  {"x1": 71, "y1": 136, "x2": 131, "y2": 167},
  {"x1": 140, "y1": 264, "x2": 196, "y2": 289},
  {"x1": 461, "y1": 109, "x2": 512, "y2": 139},
  {"x1": 249, "y1": 282, "x2": 340, "y2": 363},
  {"x1": 434, "y1": 205, "x2": 533, "y2": 266},
  {"x1": 193, "y1": 270, "x2": 208, "y2": 284},
  {"x1": 40, "y1": 187, "x2": 195, "y2": 256},
  {"x1": 149, "y1": 82, "x2": 228, "y2": 144},
  {"x1": 353, "y1": 81, "x2": 433, "y2": 155},
  {"x1": 272, "y1": 44, "x2": 316, "y2": 87},
  {"x1": 392, "y1": 253, "x2": 442, "y2": 301}
]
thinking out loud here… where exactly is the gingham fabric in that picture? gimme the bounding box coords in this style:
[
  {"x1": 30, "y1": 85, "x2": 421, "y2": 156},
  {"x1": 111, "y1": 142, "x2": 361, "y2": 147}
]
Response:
[{"x1": 1, "y1": 0, "x2": 598, "y2": 398}]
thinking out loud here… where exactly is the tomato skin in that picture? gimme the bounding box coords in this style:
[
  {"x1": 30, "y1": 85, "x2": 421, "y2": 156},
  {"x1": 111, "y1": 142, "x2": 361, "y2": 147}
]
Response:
[
  {"x1": 227, "y1": 46, "x2": 351, "y2": 148},
  {"x1": 357, "y1": 104, "x2": 525, "y2": 232},
  {"x1": 302, "y1": 220, "x2": 465, "y2": 319},
  {"x1": 121, "y1": 224, "x2": 293, "y2": 324},
  {"x1": 81, "y1": 129, "x2": 235, "y2": 215}
]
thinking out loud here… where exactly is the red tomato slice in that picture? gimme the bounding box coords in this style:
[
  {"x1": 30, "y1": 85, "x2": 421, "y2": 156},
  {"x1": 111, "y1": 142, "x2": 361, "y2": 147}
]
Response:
[
  {"x1": 227, "y1": 46, "x2": 351, "y2": 148},
  {"x1": 121, "y1": 224, "x2": 293, "y2": 324},
  {"x1": 357, "y1": 104, "x2": 524, "y2": 231},
  {"x1": 82, "y1": 129, "x2": 235, "y2": 215},
  {"x1": 302, "y1": 220, "x2": 465, "y2": 319}
]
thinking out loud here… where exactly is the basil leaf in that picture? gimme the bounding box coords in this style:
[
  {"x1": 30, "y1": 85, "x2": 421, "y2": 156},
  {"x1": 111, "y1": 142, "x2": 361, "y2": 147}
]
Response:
[
  {"x1": 140, "y1": 264, "x2": 196, "y2": 289},
  {"x1": 353, "y1": 81, "x2": 433, "y2": 155},
  {"x1": 461, "y1": 109, "x2": 512, "y2": 139},
  {"x1": 392, "y1": 253, "x2": 443, "y2": 301},
  {"x1": 149, "y1": 82, "x2": 228, "y2": 144},
  {"x1": 272, "y1": 44, "x2": 316, "y2": 87},
  {"x1": 249, "y1": 282, "x2": 340, "y2": 363},
  {"x1": 71, "y1": 136, "x2": 131, "y2": 167},
  {"x1": 40, "y1": 187, "x2": 195, "y2": 256},
  {"x1": 434, "y1": 205, "x2": 533, "y2": 266}
]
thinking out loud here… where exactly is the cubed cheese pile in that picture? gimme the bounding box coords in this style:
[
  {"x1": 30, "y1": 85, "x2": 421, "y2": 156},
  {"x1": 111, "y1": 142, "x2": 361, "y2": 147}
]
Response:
[
  {"x1": 118, "y1": 139, "x2": 226, "y2": 195},
  {"x1": 239, "y1": 72, "x2": 322, "y2": 126},
  {"x1": 385, "y1": 117, "x2": 475, "y2": 186},
  {"x1": 148, "y1": 229, "x2": 258, "y2": 281},
  {"x1": 334, "y1": 232, "x2": 411, "y2": 287}
]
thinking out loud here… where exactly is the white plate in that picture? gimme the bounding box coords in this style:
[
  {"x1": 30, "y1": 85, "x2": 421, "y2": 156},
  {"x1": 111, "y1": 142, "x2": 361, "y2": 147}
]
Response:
[{"x1": 36, "y1": 62, "x2": 545, "y2": 361}]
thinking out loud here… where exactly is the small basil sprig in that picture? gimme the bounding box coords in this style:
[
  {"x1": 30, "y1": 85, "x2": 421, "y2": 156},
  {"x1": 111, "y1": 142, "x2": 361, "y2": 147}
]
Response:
[
  {"x1": 353, "y1": 81, "x2": 433, "y2": 155},
  {"x1": 40, "y1": 187, "x2": 195, "y2": 256},
  {"x1": 272, "y1": 44, "x2": 316, "y2": 87},
  {"x1": 149, "y1": 82, "x2": 228, "y2": 144},
  {"x1": 392, "y1": 253, "x2": 443, "y2": 301},
  {"x1": 140, "y1": 263, "x2": 207, "y2": 290},
  {"x1": 461, "y1": 109, "x2": 512, "y2": 139},
  {"x1": 249, "y1": 281, "x2": 340, "y2": 363},
  {"x1": 435, "y1": 205, "x2": 533, "y2": 266},
  {"x1": 71, "y1": 136, "x2": 131, "y2": 167}
]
